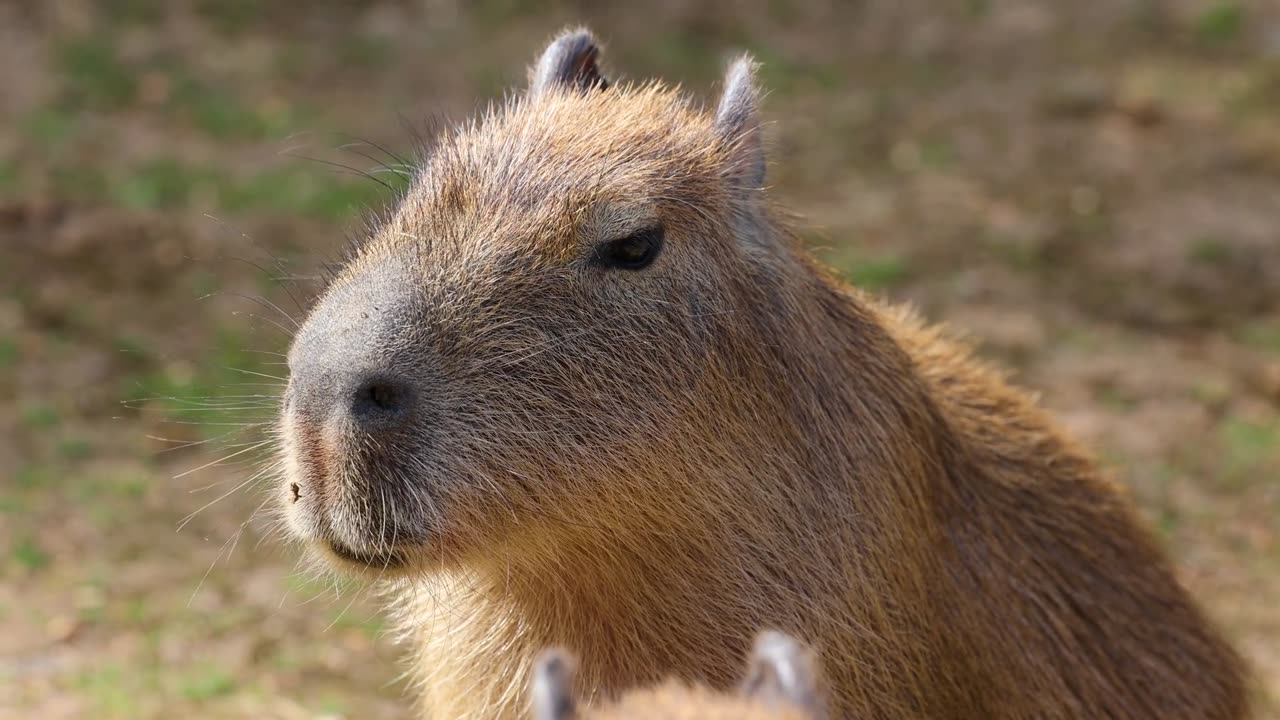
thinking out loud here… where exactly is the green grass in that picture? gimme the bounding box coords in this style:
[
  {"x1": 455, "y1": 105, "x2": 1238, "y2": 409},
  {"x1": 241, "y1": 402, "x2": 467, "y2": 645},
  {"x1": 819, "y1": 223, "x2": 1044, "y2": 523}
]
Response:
[
  {"x1": 180, "y1": 667, "x2": 237, "y2": 701},
  {"x1": 984, "y1": 232, "x2": 1046, "y2": 271},
  {"x1": 965, "y1": 0, "x2": 991, "y2": 18},
  {"x1": 1239, "y1": 320, "x2": 1280, "y2": 355},
  {"x1": 466, "y1": 61, "x2": 514, "y2": 98},
  {"x1": 817, "y1": 245, "x2": 912, "y2": 291},
  {"x1": 1197, "y1": 2, "x2": 1243, "y2": 45},
  {"x1": 338, "y1": 35, "x2": 396, "y2": 70},
  {"x1": 1220, "y1": 416, "x2": 1279, "y2": 489},
  {"x1": 14, "y1": 537, "x2": 50, "y2": 571},
  {"x1": 57, "y1": 437, "x2": 94, "y2": 461},
  {"x1": 1095, "y1": 384, "x2": 1138, "y2": 412},
  {"x1": 1188, "y1": 236, "x2": 1231, "y2": 264},
  {"x1": 112, "y1": 159, "x2": 210, "y2": 210},
  {"x1": 0, "y1": 496, "x2": 21, "y2": 514},
  {"x1": 918, "y1": 137, "x2": 956, "y2": 170},
  {"x1": 50, "y1": 164, "x2": 110, "y2": 202},
  {"x1": 190, "y1": 90, "x2": 274, "y2": 140},
  {"x1": 847, "y1": 254, "x2": 911, "y2": 291},
  {"x1": 273, "y1": 43, "x2": 309, "y2": 82},
  {"x1": 752, "y1": 46, "x2": 843, "y2": 94},
  {"x1": 217, "y1": 165, "x2": 391, "y2": 220},
  {"x1": 125, "y1": 598, "x2": 149, "y2": 625},
  {"x1": 1191, "y1": 377, "x2": 1233, "y2": 408},
  {"x1": 14, "y1": 464, "x2": 52, "y2": 490},
  {"x1": 315, "y1": 695, "x2": 350, "y2": 716},
  {"x1": 113, "y1": 0, "x2": 165, "y2": 24},
  {"x1": 79, "y1": 601, "x2": 107, "y2": 625},
  {"x1": 72, "y1": 470, "x2": 149, "y2": 504},
  {"x1": 636, "y1": 29, "x2": 722, "y2": 85},
  {"x1": 0, "y1": 337, "x2": 17, "y2": 368},
  {"x1": 168, "y1": 72, "x2": 294, "y2": 141},
  {"x1": 122, "y1": 325, "x2": 286, "y2": 443},
  {"x1": 58, "y1": 36, "x2": 137, "y2": 109},
  {"x1": 113, "y1": 334, "x2": 151, "y2": 361},
  {"x1": 286, "y1": 571, "x2": 339, "y2": 600},
  {"x1": 20, "y1": 404, "x2": 61, "y2": 429},
  {"x1": 23, "y1": 107, "x2": 78, "y2": 147},
  {"x1": 1154, "y1": 503, "x2": 1183, "y2": 540},
  {"x1": 73, "y1": 665, "x2": 144, "y2": 716},
  {"x1": 0, "y1": 160, "x2": 17, "y2": 194},
  {"x1": 331, "y1": 610, "x2": 387, "y2": 640},
  {"x1": 471, "y1": 0, "x2": 543, "y2": 24},
  {"x1": 42, "y1": 151, "x2": 389, "y2": 219},
  {"x1": 196, "y1": 0, "x2": 260, "y2": 34}
]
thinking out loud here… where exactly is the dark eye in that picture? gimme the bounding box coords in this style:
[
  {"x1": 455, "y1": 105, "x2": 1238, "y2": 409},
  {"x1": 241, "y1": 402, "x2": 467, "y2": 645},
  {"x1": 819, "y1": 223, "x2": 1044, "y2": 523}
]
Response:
[{"x1": 596, "y1": 225, "x2": 664, "y2": 271}]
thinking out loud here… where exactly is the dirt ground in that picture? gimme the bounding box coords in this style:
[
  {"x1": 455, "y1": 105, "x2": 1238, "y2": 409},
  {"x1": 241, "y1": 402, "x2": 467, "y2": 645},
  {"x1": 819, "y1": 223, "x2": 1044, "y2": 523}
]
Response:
[{"x1": 1, "y1": 1, "x2": 1277, "y2": 718}]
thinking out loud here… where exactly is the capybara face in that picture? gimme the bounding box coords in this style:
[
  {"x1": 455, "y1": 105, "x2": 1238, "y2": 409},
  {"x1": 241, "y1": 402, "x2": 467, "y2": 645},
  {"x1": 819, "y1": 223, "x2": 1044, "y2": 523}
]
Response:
[{"x1": 280, "y1": 33, "x2": 770, "y2": 573}]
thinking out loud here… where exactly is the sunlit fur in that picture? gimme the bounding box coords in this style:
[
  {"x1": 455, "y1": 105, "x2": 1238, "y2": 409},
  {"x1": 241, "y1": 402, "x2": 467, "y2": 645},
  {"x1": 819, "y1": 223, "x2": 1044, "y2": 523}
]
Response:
[
  {"x1": 531, "y1": 630, "x2": 826, "y2": 720},
  {"x1": 577, "y1": 684, "x2": 814, "y2": 720},
  {"x1": 280, "y1": 30, "x2": 1249, "y2": 720}
]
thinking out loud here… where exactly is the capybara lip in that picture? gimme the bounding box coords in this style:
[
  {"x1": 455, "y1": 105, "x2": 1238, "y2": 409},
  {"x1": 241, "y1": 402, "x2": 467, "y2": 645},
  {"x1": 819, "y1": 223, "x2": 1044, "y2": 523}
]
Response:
[{"x1": 323, "y1": 539, "x2": 406, "y2": 569}]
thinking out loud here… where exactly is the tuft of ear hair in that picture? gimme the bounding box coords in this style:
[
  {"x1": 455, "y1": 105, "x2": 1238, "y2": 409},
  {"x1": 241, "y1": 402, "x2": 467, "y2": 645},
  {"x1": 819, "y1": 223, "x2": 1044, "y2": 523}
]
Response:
[
  {"x1": 531, "y1": 648, "x2": 579, "y2": 720},
  {"x1": 529, "y1": 27, "x2": 610, "y2": 98},
  {"x1": 739, "y1": 631, "x2": 826, "y2": 719},
  {"x1": 715, "y1": 54, "x2": 766, "y2": 191}
]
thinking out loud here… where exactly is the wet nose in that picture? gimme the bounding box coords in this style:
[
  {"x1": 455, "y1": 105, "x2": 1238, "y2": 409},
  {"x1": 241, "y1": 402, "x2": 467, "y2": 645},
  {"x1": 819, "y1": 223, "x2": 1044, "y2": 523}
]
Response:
[{"x1": 350, "y1": 374, "x2": 412, "y2": 423}]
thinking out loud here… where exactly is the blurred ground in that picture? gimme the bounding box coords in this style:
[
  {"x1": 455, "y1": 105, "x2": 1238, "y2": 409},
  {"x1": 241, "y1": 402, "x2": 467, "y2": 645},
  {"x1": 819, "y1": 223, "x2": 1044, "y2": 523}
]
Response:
[{"x1": 1, "y1": 1, "x2": 1278, "y2": 718}]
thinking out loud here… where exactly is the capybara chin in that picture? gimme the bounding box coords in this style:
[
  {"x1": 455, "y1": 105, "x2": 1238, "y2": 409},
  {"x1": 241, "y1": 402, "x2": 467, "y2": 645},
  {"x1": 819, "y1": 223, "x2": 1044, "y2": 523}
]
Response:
[
  {"x1": 277, "y1": 26, "x2": 1248, "y2": 720},
  {"x1": 531, "y1": 631, "x2": 826, "y2": 720}
]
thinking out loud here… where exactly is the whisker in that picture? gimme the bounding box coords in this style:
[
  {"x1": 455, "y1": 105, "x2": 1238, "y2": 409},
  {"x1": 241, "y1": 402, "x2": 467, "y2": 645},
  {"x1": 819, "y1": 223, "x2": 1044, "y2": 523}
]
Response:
[
  {"x1": 176, "y1": 463, "x2": 273, "y2": 531},
  {"x1": 228, "y1": 309, "x2": 297, "y2": 340},
  {"x1": 221, "y1": 367, "x2": 289, "y2": 382},
  {"x1": 336, "y1": 142, "x2": 413, "y2": 181},
  {"x1": 335, "y1": 132, "x2": 414, "y2": 170},
  {"x1": 188, "y1": 494, "x2": 274, "y2": 607},
  {"x1": 149, "y1": 435, "x2": 269, "y2": 453},
  {"x1": 219, "y1": 289, "x2": 301, "y2": 330},
  {"x1": 173, "y1": 441, "x2": 272, "y2": 480},
  {"x1": 282, "y1": 151, "x2": 396, "y2": 194}
]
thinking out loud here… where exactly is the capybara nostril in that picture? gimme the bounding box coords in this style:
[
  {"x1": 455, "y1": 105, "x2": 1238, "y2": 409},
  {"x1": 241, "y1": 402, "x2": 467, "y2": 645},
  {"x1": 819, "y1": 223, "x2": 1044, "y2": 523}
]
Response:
[{"x1": 351, "y1": 376, "x2": 410, "y2": 422}]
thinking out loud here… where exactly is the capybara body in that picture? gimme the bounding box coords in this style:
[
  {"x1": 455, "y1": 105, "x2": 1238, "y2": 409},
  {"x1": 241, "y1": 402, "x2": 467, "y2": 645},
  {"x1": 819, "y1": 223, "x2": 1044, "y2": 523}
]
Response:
[{"x1": 279, "y1": 28, "x2": 1248, "y2": 720}]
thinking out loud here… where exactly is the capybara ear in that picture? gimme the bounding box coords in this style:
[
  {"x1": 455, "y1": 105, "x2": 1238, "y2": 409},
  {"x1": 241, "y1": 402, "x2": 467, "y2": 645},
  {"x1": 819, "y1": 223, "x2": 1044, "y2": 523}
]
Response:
[
  {"x1": 529, "y1": 27, "x2": 610, "y2": 98},
  {"x1": 715, "y1": 54, "x2": 767, "y2": 192},
  {"x1": 740, "y1": 631, "x2": 826, "y2": 718},
  {"x1": 531, "y1": 647, "x2": 579, "y2": 720}
]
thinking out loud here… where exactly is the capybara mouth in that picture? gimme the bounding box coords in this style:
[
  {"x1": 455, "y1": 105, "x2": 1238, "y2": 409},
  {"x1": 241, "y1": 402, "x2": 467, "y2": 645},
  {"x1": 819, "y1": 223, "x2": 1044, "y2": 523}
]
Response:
[{"x1": 323, "y1": 539, "x2": 406, "y2": 570}]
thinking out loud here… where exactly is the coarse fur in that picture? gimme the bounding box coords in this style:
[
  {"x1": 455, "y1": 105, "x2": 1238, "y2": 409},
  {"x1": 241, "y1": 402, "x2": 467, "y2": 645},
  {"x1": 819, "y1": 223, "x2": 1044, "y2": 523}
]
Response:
[
  {"x1": 531, "y1": 630, "x2": 826, "y2": 720},
  {"x1": 278, "y1": 27, "x2": 1249, "y2": 720}
]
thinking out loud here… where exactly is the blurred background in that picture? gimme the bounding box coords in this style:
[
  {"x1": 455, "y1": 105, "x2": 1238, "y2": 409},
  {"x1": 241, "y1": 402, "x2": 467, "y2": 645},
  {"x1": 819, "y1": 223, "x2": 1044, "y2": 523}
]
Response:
[{"x1": 1, "y1": 1, "x2": 1278, "y2": 718}]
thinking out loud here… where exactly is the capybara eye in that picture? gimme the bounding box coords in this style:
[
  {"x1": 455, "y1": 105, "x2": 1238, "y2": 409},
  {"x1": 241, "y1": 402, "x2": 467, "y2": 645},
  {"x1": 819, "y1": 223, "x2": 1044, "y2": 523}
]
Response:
[{"x1": 596, "y1": 225, "x2": 664, "y2": 270}]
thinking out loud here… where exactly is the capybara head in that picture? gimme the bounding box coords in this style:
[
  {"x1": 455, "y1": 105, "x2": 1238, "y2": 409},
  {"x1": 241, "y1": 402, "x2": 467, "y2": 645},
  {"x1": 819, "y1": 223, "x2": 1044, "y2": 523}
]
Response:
[
  {"x1": 532, "y1": 630, "x2": 827, "y2": 720},
  {"x1": 280, "y1": 28, "x2": 789, "y2": 572}
]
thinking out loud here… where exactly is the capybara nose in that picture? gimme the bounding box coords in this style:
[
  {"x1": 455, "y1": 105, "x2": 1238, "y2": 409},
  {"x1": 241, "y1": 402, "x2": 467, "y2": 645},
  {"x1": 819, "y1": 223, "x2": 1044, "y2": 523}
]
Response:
[
  {"x1": 287, "y1": 366, "x2": 415, "y2": 432},
  {"x1": 286, "y1": 265, "x2": 421, "y2": 433},
  {"x1": 350, "y1": 374, "x2": 412, "y2": 424}
]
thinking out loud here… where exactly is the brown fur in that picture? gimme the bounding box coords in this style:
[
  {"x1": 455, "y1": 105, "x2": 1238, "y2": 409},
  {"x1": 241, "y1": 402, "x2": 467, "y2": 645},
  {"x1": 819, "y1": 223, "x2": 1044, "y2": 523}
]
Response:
[
  {"x1": 531, "y1": 631, "x2": 825, "y2": 720},
  {"x1": 280, "y1": 28, "x2": 1249, "y2": 720},
  {"x1": 585, "y1": 685, "x2": 812, "y2": 720},
  {"x1": 582, "y1": 686, "x2": 811, "y2": 720}
]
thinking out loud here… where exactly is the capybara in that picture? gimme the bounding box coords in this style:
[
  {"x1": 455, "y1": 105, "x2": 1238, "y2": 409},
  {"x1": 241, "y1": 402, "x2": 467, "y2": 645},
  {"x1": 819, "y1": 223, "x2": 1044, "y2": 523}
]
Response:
[
  {"x1": 531, "y1": 630, "x2": 825, "y2": 720},
  {"x1": 279, "y1": 27, "x2": 1248, "y2": 720}
]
